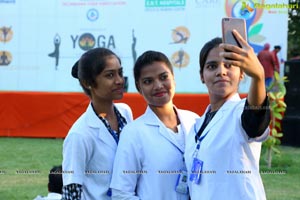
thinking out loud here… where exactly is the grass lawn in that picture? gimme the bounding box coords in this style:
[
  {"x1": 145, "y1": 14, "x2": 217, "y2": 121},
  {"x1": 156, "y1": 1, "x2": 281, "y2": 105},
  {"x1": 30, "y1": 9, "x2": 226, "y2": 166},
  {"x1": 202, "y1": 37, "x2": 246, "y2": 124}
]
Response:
[
  {"x1": 0, "y1": 138, "x2": 63, "y2": 200},
  {"x1": 0, "y1": 137, "x2": 300, "y2": 199},
  {"x1": 260, "y1": 145, "x2": 300, "y2": 200}
]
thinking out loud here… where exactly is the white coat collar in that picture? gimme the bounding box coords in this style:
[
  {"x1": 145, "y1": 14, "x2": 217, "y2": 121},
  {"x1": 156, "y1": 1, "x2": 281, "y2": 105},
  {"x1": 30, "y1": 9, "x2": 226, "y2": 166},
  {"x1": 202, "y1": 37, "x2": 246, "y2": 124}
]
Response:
[
  {"x1": 195, "y1": 93, "x2": 241, "y2": 137},
  {"x1": 143, "y1": 106, "x2": 185, "y2": 153},
  {"x1": 85, "y1": 103, "x2": 117, "y2": 149}
]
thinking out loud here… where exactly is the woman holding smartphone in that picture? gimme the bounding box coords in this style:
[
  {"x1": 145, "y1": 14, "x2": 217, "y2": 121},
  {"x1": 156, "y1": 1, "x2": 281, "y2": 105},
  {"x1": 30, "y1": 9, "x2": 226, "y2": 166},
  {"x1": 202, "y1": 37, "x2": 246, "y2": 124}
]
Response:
[{"x1": 185, "y1": 31, "x2": 270, "y2": 200}]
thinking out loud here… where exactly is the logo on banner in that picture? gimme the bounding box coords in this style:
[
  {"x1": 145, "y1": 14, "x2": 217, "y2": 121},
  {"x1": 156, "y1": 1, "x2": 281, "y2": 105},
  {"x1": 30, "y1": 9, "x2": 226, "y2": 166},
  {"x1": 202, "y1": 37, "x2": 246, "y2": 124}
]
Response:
[
  {"x1": 170, "y1": 26, "x2": 190, "y2": 44},
  {"x1": 78, "y1": 33, "x2": 96, "y2": 50},
  {"x1": 87, "y1": 9, "x2": 99, "y2": 22},
  {"x1": 48, "y1": 34, "x2": 61, "y2": 70},
  {"x1": 170, "y1": 26, "x2": 190, "y2": 68},
  {"x1": 225, "y1": 0, "x2": 265, "y2": 53},
  {"x1": 232, "y1": 0, "x2": 255, "y2": 18},
  {"x1": 171, "y1": 49, "x2": 189, "y2": 68},
  {"x1": 0, "y1": 26, "x2": 13, "y2": 43},
  {"x1": 0, "y1": 51, "x2": 12, "y2": 66},
  {"x1": 145, "y1": 0, "x2": 186, "y2": 7},
  {"x1": 71, "y1": 33, "x2": 116, "y2": 50},
  {"x1": 145, "y1": 0, "x2": 186, "y2": 11}
]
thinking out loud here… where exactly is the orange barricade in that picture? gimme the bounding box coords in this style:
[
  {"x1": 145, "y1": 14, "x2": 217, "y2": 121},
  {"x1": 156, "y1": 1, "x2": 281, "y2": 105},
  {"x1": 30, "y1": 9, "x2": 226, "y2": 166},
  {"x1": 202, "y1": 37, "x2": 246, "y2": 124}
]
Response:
[{"x1": 0, "y1": 92, "x2": 246, "y2": 138}]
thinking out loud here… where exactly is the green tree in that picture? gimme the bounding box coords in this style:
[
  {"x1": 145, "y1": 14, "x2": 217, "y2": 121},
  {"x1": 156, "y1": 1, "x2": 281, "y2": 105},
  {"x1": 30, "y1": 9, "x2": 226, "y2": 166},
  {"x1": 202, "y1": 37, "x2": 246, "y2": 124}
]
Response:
[{"x1": 288, "y1": 0, "x2": 300, "y2": 59}]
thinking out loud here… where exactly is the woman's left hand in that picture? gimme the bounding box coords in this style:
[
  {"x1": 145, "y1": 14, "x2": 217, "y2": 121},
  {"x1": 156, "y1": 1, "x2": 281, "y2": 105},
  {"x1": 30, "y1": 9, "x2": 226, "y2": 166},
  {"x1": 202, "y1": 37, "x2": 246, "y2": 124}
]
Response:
[{"x1": 219, "y1": 29, "x2": 264, "y2": 81}]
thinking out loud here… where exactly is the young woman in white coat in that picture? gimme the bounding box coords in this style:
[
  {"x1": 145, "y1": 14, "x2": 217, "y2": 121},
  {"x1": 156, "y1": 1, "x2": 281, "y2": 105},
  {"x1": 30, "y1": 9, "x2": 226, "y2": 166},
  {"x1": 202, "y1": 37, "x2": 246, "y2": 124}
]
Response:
[
  {"x1": 110, "y1": 50, "x2": 199, "y2": 200},
  {"x1": 62, "y1": 48, "x2": 133, "y2": 200},
  {"x1": 185, "y1": 32, "x2": 270, "y2": 200}
]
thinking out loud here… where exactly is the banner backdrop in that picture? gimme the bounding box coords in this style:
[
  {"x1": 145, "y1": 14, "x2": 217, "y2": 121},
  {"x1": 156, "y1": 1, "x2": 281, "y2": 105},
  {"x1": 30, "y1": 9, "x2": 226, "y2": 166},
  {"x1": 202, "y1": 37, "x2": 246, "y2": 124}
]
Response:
[{"x1": 0, "y1": 0, "x2": 288, "y2": 93}]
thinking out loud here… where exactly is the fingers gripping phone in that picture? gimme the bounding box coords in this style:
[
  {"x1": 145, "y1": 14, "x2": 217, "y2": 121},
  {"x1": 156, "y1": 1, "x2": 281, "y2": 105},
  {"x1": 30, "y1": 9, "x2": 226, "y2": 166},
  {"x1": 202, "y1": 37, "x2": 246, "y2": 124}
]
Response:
[{"x1": 222, "y1": 17, "x2": 247, "y2": 48}]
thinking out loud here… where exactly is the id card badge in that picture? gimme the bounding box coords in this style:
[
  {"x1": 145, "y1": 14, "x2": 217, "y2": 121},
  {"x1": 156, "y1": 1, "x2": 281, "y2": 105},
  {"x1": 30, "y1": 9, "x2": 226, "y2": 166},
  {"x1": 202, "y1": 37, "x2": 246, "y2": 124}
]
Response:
[
  {"x1": 189, "y1": 157, "x2": 203, "y2": 185},
  {"x1": 175, "y1": 170, "x2": 189, "y2": 194}
]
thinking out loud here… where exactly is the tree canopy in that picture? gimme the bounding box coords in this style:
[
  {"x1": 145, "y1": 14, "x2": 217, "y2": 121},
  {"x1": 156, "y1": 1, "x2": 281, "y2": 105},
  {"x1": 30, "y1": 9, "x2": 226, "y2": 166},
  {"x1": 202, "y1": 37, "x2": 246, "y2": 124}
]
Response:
[{"x1": 288, "y1": 0, "x2": 300, "y2": 59}]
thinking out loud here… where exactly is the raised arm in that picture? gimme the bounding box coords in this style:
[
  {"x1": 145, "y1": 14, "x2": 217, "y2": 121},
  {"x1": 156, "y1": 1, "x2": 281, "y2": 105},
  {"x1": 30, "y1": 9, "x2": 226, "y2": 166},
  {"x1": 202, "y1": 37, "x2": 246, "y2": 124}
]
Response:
[{"x1": 220, "y1": 29, "x2": 266, "y2": 107}]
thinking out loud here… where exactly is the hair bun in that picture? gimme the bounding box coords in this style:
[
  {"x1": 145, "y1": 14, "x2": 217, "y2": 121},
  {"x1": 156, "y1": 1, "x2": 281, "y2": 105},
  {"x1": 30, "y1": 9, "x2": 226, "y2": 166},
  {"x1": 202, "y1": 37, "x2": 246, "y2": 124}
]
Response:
[{"x1": 71, "y1": 60, "x2": 79, "y2": 78}]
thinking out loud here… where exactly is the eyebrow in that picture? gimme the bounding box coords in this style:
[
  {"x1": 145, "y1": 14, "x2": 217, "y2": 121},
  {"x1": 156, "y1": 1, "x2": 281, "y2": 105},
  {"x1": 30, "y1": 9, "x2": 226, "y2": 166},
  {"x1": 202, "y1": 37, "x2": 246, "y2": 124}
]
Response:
[
  {"x1": 205, "y1": 61, "x2": 218, "y2": 66},
  {"x1": 103, "y1": 67, "x2": 123, "y2": 72},
  {"x1": 141, "y1": 71, "x2": 169, "y2": 79}
]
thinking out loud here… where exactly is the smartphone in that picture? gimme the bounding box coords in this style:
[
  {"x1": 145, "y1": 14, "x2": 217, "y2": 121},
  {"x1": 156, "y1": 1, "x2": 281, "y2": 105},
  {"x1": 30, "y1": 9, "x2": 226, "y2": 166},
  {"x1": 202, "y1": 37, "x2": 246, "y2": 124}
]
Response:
[{"x1": 222, "y1": 17, "x2": 247, "y2": 47}]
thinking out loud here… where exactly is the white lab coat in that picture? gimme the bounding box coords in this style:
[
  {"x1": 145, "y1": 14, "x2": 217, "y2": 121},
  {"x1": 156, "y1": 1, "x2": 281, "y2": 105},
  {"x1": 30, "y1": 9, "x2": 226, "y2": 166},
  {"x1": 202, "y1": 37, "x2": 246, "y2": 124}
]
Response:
[
  {"x1": 33, "y1": 192, "x2": 62, "y2": 200},
  {"x1": 110, "y1": 106, "x2": 199, "y2": 200},
  {"x1": 63, "y1": 103, "x2": 133, "y2": 200},
  {"x1": 185, "y1": 93, "x2": 268, "y2": 200}
]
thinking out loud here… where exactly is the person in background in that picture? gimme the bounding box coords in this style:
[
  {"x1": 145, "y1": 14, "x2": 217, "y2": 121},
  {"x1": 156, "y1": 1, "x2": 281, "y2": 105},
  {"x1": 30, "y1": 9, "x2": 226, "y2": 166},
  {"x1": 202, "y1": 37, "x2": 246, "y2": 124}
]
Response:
[
  {"x1": 185, "y1": 32, "x2": 270, "y2": 200},
  {"x1": 271, "y1": 45, "x2": 282, "y2": 72},
  {"x1": 257, "y1": 43, "x2": 276, "y2": 89},
  {"x1": 33, "y1": 165, "x2": 63, "y2": 200},
  {"x1": 62, "y1": 48, "x2": 133, "y2": 200},
  {"x1": 110, "y1": 50, "x2": 199, "y2": 200}
]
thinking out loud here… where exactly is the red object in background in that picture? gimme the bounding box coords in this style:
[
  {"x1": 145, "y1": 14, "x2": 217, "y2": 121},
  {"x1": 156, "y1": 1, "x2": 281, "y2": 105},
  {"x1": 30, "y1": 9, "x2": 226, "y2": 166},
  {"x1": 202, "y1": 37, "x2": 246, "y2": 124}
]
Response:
[{"x1": 0, "y1": 92, "x2": 247, "y2": 138}]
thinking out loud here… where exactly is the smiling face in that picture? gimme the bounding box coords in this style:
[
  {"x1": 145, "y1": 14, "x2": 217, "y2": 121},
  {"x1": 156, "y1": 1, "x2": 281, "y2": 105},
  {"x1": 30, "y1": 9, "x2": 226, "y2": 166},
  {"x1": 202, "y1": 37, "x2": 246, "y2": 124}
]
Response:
[
  {"x1": 137, "y1": 61, "x2": 175, "y2": 107},
  {"x1": 90, "y1": 55, "x2": 124, "y2": 102},
  {"x1": 201, "y1": 46, "x2": 243, "y2": 101}
]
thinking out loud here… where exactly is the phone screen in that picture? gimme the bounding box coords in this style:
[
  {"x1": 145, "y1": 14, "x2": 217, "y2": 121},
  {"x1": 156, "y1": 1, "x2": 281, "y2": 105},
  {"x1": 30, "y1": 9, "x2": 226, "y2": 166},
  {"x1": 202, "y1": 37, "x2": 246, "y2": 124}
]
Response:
[{"x1": 222, "y1": 18, "x2": 247, "y2": 47}]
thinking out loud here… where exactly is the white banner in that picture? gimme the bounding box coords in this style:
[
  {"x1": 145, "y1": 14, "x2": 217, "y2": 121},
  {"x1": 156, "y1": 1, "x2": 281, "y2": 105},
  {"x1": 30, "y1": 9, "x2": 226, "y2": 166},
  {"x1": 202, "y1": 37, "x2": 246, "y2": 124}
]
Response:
[{"x1": 0, "y1": 0, "x2": 288, "y2": 93}]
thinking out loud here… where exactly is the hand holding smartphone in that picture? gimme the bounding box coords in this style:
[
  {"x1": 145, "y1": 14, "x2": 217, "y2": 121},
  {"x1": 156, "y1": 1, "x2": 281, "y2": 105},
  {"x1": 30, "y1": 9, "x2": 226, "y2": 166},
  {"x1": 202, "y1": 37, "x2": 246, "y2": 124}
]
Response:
[{"x1": 222, "y1": 17, "x2": 247, "y2": 48}]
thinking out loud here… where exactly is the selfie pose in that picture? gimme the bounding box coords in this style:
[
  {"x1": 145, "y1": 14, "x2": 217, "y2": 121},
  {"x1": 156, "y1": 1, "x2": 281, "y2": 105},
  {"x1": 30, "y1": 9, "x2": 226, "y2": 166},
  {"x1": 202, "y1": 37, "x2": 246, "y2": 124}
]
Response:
[
  {"x1": 185, "y1": 31, "x2": 270, "y2": 200},
  {"x1": 62, "y1": 48, "x2": 133, "y2": 200},
  {"x1": 110, "y1": 50, "x2": 199, "y2": 200}
]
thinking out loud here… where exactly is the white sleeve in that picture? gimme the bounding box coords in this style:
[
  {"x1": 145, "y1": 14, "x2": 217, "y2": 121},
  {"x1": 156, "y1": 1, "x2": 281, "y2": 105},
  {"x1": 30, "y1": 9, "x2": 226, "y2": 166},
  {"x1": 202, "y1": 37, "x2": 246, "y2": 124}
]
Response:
[
  {"x1": 33, "y1": 195, "x2": 43, "y2": 200},
  {"x1": 110, "y1": 125, "x2": 142, "y2": 199},
  {"x1": 62, "y1": 132, "x2": 91, "y2": 185},
  {"x1": 111, "y1": 188, "x2": 140, "y2": 200}
]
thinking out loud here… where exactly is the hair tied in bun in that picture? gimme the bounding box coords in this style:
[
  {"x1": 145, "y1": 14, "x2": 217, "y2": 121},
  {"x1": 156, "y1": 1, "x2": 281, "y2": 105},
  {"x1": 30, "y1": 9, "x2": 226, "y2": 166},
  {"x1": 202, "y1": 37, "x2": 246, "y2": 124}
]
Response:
[{"x1": 71, "y1": 60, "x2": 79, "y2": 79}]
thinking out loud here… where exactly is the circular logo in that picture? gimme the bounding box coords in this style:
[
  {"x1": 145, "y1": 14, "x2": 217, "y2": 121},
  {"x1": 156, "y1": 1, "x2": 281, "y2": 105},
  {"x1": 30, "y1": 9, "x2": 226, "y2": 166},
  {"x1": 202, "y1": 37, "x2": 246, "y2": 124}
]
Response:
[
  {"x1": 0, "y1": 26, "x2": 13, "y2": 43},
  {"x1": 87, "y1": 9, "x2": 99, "y2": 22},
  {"x1": 232, "y1": 0, "x2": 255, "y2": 19},
  {"x1": 171, "y1": 26, "x2": 190, "y2": 44},
  {"x1": 79, "y1": 33, "x2": 95, "y2": 51},
  {"x1": 171, "y1": 50, "x2": 190, "y2": 68},
  {"x1": 0, "y1": 51, "x2": 12, "y2": 66}
]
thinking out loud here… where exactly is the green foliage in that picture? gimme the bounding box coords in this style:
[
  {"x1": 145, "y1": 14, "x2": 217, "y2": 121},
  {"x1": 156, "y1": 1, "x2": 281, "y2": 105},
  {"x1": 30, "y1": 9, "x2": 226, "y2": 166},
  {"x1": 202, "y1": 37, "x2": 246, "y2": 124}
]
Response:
[
  {"x1": 288, "y1": 0, "x2": 300, "y2": 59},
  {"x1": 263, "y1": 71, "x2": 288, "y2": 168}
]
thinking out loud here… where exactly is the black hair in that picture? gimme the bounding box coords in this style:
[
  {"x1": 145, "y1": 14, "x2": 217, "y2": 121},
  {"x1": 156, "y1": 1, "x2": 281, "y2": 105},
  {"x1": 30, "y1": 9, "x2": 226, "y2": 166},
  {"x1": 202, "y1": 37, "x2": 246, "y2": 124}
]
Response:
[
  {"x1": 274, "y1": 45, "x2": 281, "y2": 50},
  {"x1": 199, "y1": 37, "x2": 222, "y2": 75},
  {"x1": 48, "y1": 165, "x2": 63, "y2": 194},
  {"x1": 133, "y1": 50, "x2": 173, "y2": 92},
  {"x1": 71, "y1": 48, "x2": 121, "y2": 97}
]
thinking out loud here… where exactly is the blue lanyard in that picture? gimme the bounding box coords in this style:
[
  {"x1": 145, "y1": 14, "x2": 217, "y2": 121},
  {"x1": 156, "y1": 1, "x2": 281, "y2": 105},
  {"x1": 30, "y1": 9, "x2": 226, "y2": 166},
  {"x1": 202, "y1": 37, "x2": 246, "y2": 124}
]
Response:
[
  {"x1": 195, "y1": 130, "x2": 209, "y2": 150},
  {"x1": 192, "y1": 130, "x2": 209, "y2": 159},
  {"x1": 92, "y1": 104, "x2": 127, "y2": 144}
]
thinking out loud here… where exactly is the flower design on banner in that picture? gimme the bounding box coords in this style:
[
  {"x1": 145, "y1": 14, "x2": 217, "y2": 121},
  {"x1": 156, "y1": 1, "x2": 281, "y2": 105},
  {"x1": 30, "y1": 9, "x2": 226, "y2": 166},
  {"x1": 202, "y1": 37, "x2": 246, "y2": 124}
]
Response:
[{"x1": 225, "y1": 0, "x2": 265, "y2": 53}]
